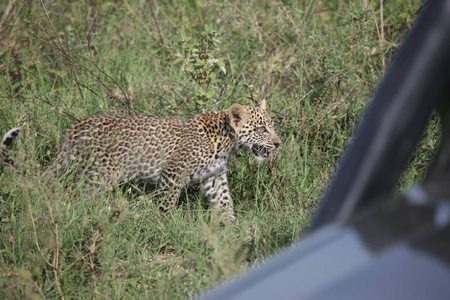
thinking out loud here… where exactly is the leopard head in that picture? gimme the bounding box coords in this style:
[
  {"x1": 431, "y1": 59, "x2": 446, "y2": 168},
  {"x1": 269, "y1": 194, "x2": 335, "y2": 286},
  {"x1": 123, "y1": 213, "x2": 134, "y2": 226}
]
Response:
[{"x1": 228, "y1": 100, "x2": 281, "y2": 162}]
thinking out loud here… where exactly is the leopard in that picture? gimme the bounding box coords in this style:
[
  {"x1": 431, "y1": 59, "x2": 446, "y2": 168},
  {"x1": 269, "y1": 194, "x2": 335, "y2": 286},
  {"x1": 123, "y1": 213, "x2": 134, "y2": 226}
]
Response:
[{"x1": 1, "y1": 100, "x2": 281, "y2": 221}]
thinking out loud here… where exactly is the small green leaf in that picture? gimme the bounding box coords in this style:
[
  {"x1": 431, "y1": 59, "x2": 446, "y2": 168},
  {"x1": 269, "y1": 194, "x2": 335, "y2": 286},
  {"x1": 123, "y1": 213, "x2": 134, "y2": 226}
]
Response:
[
  {"x1": 206, "y1": 89, "x2": 216, "y2": 98},
  {"x1": 180, "y1": 30, "x2": 187, "y2": 41}
]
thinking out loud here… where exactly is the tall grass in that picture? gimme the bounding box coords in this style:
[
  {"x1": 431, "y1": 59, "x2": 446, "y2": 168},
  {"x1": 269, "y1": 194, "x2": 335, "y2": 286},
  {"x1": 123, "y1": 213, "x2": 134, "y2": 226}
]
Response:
[{"x1": 0, "y1": 0, "x2": 431, "y2": 298}]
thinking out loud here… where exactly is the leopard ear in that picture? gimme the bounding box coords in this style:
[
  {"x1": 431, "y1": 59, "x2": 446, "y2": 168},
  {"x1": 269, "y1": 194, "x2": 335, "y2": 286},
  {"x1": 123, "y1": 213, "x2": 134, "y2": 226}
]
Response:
[
  {"x1": 228, "y1": 104, "x2": 249, "y2": 131},
  {"x1": 258, "y1": 99, "x2": 267, "y2": 111}
]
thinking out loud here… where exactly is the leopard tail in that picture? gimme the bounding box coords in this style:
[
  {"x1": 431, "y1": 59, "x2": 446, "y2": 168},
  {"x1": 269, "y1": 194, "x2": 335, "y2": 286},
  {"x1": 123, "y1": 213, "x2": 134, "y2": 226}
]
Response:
[{"x1": 1, "y1": 128, "x2": 20, "y2": 165}]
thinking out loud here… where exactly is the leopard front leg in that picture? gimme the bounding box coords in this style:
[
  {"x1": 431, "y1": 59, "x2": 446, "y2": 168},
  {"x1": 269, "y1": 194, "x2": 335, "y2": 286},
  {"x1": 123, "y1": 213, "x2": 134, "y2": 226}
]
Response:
[{"x1": 202, "y1": 172, "x2": 235, "y2": 223}]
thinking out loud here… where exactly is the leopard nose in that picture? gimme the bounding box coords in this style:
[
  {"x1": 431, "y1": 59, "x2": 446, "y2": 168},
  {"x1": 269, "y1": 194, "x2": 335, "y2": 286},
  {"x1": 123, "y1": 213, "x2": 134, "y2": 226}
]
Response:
[{"x1": 274, "y1": 142, "x2": 281, "y2": 148}]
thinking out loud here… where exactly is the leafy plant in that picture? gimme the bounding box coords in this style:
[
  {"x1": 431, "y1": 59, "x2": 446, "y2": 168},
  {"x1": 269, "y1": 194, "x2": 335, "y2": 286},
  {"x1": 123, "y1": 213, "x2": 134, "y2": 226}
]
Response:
[{"x1": 177, "y1": 25, "x2": 227, "y2": 108}]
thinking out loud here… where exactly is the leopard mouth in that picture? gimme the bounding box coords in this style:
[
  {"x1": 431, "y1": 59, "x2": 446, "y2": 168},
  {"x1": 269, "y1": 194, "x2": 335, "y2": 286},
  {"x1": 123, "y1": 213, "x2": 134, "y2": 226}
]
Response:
[{"x1": 251, "y1": 144, "x2": 270, "y2": 159}]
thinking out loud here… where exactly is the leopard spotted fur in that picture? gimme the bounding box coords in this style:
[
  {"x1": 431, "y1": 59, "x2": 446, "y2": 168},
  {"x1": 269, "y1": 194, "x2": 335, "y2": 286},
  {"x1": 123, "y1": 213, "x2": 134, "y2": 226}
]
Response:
[{"x1": 2, "y1": 100, "x2": 281, "y2": 220}]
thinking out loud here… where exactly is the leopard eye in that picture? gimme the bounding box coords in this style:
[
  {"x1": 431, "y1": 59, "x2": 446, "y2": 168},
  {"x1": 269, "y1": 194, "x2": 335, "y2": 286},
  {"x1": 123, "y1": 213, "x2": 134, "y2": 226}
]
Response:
[{"x1": 258, "y1": 126, "x2": 269, "y2": 133}]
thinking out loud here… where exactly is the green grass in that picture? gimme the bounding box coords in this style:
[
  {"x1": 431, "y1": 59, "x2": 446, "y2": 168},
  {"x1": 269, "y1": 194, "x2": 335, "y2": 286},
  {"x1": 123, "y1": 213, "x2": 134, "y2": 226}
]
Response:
[{"x1": 0, "y1": 0, "x2": 434, "y2": 298}]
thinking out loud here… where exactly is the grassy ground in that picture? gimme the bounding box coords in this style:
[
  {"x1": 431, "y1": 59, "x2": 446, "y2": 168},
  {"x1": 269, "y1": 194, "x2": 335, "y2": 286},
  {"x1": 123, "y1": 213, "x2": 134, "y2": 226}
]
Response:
[{"x1": 0, "y1": 0, "x2": 434, "y2": 299}]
